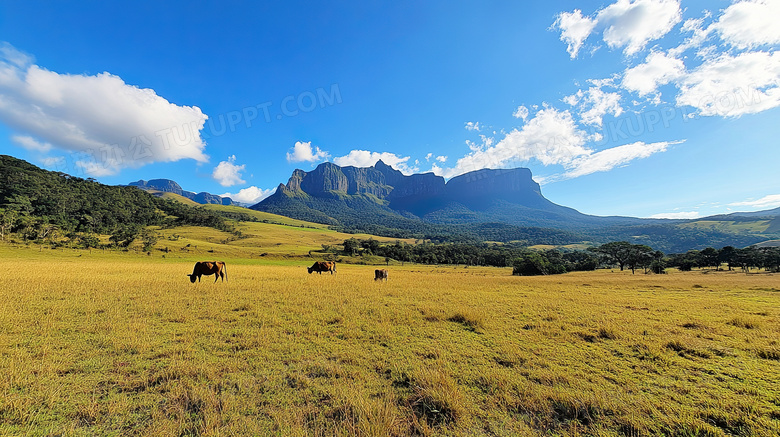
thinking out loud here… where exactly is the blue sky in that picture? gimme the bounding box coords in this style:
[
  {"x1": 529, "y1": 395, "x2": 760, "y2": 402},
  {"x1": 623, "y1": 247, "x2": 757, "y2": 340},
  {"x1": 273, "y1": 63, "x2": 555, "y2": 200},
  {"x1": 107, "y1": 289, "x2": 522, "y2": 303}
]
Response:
[{"x1": 1, "y1": 0, "x2": 779, "y2": 218}]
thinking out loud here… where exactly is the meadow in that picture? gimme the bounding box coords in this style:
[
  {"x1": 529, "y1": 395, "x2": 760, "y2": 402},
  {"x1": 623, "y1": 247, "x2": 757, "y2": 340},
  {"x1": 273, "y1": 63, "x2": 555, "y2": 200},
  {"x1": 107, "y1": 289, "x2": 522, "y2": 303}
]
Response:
[{"x1": 0, "y1": 245, "x2": 778, "y2": 436}]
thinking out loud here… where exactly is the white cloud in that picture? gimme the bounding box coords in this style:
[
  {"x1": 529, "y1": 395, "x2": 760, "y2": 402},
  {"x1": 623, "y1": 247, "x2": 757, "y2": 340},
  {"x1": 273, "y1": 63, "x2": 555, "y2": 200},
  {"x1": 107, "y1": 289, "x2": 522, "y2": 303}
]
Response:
[
  {"x1": 649, "y1": 211, "x2": 700, "y2": 219},
  {"x1": 676, "y1": 51, "x2": 780, "y2": 117},
  {"x1": 669, "y1": 16, "x2": 713, "y2": 57},
  {"x1": 0, "y1": 43, "x2": 209, "y2": 176},
  {"x1": 553, "y1": 9, "x2": 597, "y2": 58},
  {"x1": 285, "y1": 141, "x2": 330, "y2": 163},
  {"x1": 729, "y1": 194, "x2": 780, "y2": 209},
  {"x1": 212, "y1": 155, "x2": 246, "y2": 187},
  {"x1": 435, "y1": 155, "x2": 447, "y2": 163},
  {"x1": 622, "y1": 51, "x2": 685, "y2": 96},
  {"x1": 12, "y1": 134, "x2": 51, "y2": 152},
  {"x1": 562, "y1": 140, "x2": 678, "y2": 179},
  {"x1": 465, "y1": 121, "x2": 481, "y2": 131},
  {"x1": 221, "y1": 186, "x2": 276, "y2": 205},
  {"x1": 597, "y1": 0, "x2": 682, "y2": 56},
  {"x1": 712, "y1": 0, "x2": 780, "y2": 49},
  {"x1": 512, "y1": 105, "x2": 529, "y2": 120},
  {"x1": 425, "y1": 153, "x2": 433, "y2": 161},
  {"x1": 564, "y1": 86, "x2": 623, "y2": 126},
  {"x1": 332, "y1": 150, "x2": 417, "y2": 175},
  {"x1": 443, "y1": 107, "x2": 591, "y2": 178},
  {"x1": 554, "y1": 0, "x2": 682, "y2": 58}
]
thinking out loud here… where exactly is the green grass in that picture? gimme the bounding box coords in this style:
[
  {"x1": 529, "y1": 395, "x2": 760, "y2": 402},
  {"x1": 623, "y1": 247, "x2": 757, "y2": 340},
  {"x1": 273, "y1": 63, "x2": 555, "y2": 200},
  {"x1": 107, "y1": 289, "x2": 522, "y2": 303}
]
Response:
[{"x1": 0, "y1": 246, "x2": 778, "y2": 436}]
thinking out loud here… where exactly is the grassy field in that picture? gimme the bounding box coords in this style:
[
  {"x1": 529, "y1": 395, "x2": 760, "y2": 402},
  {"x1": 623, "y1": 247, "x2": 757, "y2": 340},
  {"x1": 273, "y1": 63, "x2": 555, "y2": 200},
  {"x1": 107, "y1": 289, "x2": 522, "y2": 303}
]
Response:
[{"x1": 1, "y1": 246, "x2": 778, "y2": 436}]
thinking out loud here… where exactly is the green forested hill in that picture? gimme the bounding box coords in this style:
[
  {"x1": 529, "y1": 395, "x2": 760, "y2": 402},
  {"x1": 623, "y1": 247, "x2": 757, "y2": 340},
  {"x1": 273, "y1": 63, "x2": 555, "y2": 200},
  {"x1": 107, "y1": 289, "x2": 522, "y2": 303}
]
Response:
[{"x1": 0, "y1": 155, "x2": 232, "y2": 239}]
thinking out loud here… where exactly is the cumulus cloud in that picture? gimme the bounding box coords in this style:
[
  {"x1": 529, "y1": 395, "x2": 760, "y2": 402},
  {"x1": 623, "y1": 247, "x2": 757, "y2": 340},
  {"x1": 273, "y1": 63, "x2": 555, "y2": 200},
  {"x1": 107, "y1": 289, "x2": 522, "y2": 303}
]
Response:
[
  {"x1": 332, "y1": 150, "x2": 418, "y2": 174},
  {"x1": 553, "y1": 9, "x2": 597, "y2": 58},
  {"x1": 622, "y1": 51, "x2": 685, "y2": 96},
  {"x1": 712, "y1": 0, "x2": 780, "y2": 49},
  {"x1": 436, "y1": 107, "x2": 676, "y2": 180},
  {"x1": 564, "y1": 86, "x2": 623, "y2": 126},
  {"x1": 465, "y1": 121, "x2": 481, "y2": 131},
  {"x1": 212, "y1": 155, "x2": 246, "y2": 187},
  {"x1": 554, "y1": 0, "x2": 682, "y2": 58},
  {"x1": 0, "y1": 42, "x2": 209, "y2": 176},
  {"x1": 597, "y1": 0, "x2": 682, "y2": 56},
  {"x1": 562, "y1": 140, "x2": 678, "y2": 179},
  {"x1": 649, "y1": 211, "x2": 700, "y2": 219},
  {"x1": 12, "y1": 135, "x2": 51, "y2": 153},
  {"x1": 442, "y1": 107, "x2": 591, "y2": 178},
  {"x1": 676, "y1": 51, "x2": 780, "y2": 117},
  {"x1": 221, "y1": 186, "x2": 276, "y2": 205},
  {"x1": 285, "y1": 141, "x2": 330, "y2": 163},
  {"x1": 512, "y1": 105, "x2": 529, "y2": 120},
  {"x1": 729, "y1": 194, "x2": 780, "y2": 209}
]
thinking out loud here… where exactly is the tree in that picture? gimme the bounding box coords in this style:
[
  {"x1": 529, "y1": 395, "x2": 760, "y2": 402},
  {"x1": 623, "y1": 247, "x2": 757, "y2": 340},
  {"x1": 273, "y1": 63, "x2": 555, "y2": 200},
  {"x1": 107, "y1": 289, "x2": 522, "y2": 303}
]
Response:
[
  {"x1": 140, "y1": 228, "x2": 159, "y2": 252},
  {"x1": 110, "y1": 226, "x2": 139, "y2": 248},
  {"x1": 79, "y1": 233, "x2": 101, "y2": 249},
  {"x1": 343, "y1": 238, "x2": 360, "y2": 256},
  {"x1": 719, "y1": 246, "x2": 737, "y2": 271},
  {"x1": 590, "y1": 241, "x2": 634, "y2": 271},
  {"x1": 699, "y1": 247, "x2": 720, "y2": 269},
  {"x1": 626, "y1": 244, "x2": 655, "y2": 274},
  {"x1": 0, "y1": 208, "x2": 17, "y2": 241}
]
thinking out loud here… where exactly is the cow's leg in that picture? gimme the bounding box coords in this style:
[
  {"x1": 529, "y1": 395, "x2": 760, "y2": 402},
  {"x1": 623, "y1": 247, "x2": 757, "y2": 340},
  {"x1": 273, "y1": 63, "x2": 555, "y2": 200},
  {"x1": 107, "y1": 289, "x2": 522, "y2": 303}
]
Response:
[{"x1": 214, "y1": 273, "x2": 219, "y2": 283}]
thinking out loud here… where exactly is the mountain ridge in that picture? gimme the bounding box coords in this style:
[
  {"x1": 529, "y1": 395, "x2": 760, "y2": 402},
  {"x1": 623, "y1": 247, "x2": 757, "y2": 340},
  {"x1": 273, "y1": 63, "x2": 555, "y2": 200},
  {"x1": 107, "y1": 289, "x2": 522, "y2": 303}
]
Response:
[
  {"x1": 255, "y1": 160, "x2": 658, "y2": 229},
  {"x1": 129, "y1": 179, "x2": 235, "y2": 206}
]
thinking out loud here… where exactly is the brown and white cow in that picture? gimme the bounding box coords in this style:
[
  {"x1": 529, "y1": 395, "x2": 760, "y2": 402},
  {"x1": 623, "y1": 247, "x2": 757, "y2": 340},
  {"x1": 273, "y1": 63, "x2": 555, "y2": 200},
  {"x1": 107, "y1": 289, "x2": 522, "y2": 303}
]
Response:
[
  {"x1": 374, "y1": 269, "x2": 388, "y2": 281},
  {"x1": 187, "y1": 261, "x2": 227, "y2": 283},
  {"x1": 308, "y1": 261, "x2": 336, "y2": 275}
]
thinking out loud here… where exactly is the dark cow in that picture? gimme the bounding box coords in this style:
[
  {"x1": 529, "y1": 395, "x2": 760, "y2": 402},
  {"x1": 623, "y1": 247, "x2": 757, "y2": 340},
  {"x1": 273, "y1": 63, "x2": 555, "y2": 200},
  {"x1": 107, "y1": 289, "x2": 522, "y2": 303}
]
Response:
[
  {"x1": 308, "y1": 261, "x2": 336, "y2": 275},
  {"x1": 187, "y1": 261, "x2": 227, "y2": 283},
  {"x1": 374, "y1": 269, "x2": 388, "y2": 281}
]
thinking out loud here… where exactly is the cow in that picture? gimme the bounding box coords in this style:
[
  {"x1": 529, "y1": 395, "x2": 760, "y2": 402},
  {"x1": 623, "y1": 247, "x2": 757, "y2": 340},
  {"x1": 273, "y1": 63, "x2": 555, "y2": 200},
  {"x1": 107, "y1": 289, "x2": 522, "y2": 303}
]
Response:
[
  {"x1": 187, "y1": 261, "x2": 227, "y2": 283},
  {"x1": 374, "y1": 269, "x2": 388, "y2": 281},
  {"x1": 308, "y1": 261, "x2": 336, "y2": 275}
]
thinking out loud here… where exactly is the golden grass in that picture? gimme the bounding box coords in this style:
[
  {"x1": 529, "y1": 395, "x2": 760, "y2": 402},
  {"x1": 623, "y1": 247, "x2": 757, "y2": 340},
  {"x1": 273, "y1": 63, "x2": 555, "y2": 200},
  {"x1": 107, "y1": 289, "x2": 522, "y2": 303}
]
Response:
[
  {"x1": 147, "y1": 221, "x2": 413, "y2": 260},
  {"x1": 0, "y1": 249, "x2": 779, "y2": 436}
]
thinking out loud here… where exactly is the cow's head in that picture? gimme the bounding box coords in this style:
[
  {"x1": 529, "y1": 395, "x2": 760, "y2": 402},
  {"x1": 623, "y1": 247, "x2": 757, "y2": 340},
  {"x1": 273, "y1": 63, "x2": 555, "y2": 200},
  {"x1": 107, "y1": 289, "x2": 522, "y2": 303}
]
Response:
[
  {"x1": 307, "y1": 267, "x2": 313, "y2": 274},
  {"x1": 186, "y1": 274, "x2": 196, "y2": 283}
]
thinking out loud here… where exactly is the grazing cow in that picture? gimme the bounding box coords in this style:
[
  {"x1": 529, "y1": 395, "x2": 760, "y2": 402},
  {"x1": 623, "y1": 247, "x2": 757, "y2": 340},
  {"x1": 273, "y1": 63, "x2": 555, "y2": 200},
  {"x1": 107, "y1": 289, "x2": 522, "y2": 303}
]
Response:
[
  {"x1": 187, "y1": 261, "x2": 227, "y2": 283},
  {"x1": 308, "y1": 261, "x2": 336, "y2": 275},
  {"x1": 374, "y1": 269, "x2": 388, "y2": 281}
]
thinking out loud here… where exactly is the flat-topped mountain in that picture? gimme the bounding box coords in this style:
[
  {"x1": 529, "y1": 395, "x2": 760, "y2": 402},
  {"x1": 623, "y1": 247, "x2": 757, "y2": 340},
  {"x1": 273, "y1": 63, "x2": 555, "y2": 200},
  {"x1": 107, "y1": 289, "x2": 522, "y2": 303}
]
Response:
[
  {"x1": 254, "y1": 160, "x2": 642, "y2": 230},
  {"x1": 129, "y1": 179, "x2": 234, "y2": 206}
]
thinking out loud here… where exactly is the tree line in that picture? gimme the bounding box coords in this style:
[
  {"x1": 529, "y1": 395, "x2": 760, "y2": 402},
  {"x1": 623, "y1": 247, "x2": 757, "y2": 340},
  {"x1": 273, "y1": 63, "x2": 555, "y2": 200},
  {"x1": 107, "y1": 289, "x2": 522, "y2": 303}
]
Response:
[{"x1": 335, "y1": 238, "x2": 780, "y2": 276}]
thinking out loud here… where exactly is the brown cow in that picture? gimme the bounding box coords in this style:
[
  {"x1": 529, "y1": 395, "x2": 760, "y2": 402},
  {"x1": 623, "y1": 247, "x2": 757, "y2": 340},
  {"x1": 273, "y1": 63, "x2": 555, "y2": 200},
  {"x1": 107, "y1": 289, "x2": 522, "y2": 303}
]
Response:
[
  {"x1": 187, "y1": 261, "x2": 227, "y2": 283},
  {"x1": 374, "y1": 269, "x2": 388, "y2": 281},
  {"x1": 308, "y1": 261, "x2": 336, "y2": 275}
]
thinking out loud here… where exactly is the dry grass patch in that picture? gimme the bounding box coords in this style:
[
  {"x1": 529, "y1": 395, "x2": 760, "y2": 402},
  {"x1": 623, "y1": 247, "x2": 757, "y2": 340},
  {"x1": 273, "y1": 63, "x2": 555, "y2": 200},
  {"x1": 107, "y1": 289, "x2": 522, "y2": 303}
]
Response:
[{"x1": 1, "y1": 249, "x2": 779, "y2": 436}]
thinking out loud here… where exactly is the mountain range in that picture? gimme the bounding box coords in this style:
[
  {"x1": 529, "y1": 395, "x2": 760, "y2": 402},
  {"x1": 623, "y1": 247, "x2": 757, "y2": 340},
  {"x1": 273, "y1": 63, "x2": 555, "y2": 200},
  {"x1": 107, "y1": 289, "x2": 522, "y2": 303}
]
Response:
[
  {"x1": 255, "y1": 160, "x2": 659, "y2": 229},
  {"x1": 129, "y1": 179, "x2": 236, "y2": 206},
  {"x1": 247, "y1": 160, "x2": 780, "y2": 252}
]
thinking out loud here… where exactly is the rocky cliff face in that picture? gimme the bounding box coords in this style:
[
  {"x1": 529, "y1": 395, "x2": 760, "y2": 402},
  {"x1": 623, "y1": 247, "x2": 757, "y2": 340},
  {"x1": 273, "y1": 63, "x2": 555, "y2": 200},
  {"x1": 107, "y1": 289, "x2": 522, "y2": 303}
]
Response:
[
  {"x1": 129, "y1": 179, "x2": 234, "y2": 206},
  {"x1": 259, "y1": 160, "x2": 553, "y2": 216}
]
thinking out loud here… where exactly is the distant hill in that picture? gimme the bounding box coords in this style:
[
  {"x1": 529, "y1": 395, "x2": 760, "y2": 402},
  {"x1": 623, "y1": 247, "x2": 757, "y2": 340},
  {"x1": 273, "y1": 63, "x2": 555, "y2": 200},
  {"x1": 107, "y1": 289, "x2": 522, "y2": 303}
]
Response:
[
  {"x1": 129, "y1": 179, "x2": 235, "y2": 206},
  {"x1": 252, "y1": 160, "x2": 780, "y2": 252},
  {"x1": 1, "y1": 154, "x2": 777, "y2": 253},
  {"x1": 256, "y1": 161, "x2": 652, "y2": 230},
  {"x1": 0, "y1": 155, "x2": 235, "y2": 236}
]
